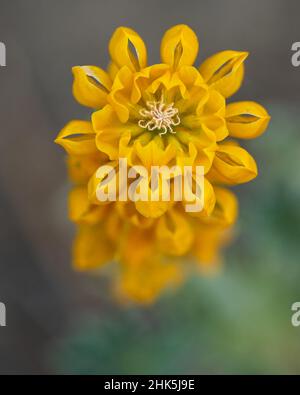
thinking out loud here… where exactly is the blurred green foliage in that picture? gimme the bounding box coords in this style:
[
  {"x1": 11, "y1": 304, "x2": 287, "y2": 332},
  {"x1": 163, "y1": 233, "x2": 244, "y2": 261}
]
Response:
[{"x1": 52, "y1": 103, "x2": 300, "y2": 374}]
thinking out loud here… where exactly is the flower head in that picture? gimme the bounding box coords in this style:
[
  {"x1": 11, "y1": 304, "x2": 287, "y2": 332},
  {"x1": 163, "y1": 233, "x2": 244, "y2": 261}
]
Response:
[{"x1": 55, "y1": 24, "x2": 270, "y2": 303}]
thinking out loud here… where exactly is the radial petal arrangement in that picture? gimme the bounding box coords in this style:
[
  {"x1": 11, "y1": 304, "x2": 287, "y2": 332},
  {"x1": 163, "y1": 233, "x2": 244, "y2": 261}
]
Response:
[{"x1": 55, "y1": 24, "x2": 270, "y2": 304}]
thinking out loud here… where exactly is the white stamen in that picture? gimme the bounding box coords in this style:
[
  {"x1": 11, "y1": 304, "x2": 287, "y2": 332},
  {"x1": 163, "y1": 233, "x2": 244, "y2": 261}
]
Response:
[{"x1": 138, "y1": 98, "x2": 180, "y2": 136}]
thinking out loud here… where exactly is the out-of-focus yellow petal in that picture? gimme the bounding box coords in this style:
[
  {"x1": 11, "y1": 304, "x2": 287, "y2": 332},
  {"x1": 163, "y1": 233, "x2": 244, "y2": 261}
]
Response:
[
  {"x1": 72, "y1": 66, "x2": 112, "y2": 108},
  {"x1": 55, "y1": 120, "x2": 97, "y2": 156},
  {"x1": 119, "y1": 226, "x2": 155, "y2": 267},
  {"x1": 226, "y1": 101, "x2": 270, "y2": 139},
  {"x1": 128, "y1": 160, "x2": 176, "y2": 219},
  {"x1": 184, "y1": 177, "x2": 216, "y2": 218},
  {"x1": 116, "y1": 201, "x2": 154, "y2": 228},
  {"x1": 160, "y1": 24, "x2": 199, "y2": 69},
  {"x1": 209, "y1": 143, "x2": 257, "y2": 184},
  {"x1": 109, "y1": 27, "x2": 147, "y2": 71},
  {"x1": 73, "y1": 224, "x2": 114, "y2": 271},
  {"x1": 200, "y1": 186, "x2": 238, "y2": 227},
  {"x1": 156, "y1": 208, "x2": 194, "y2": 255},
  {"x1": 67, "y1": 153, "x2": 107, "y2": 185},
  {"x1": 87, "y1": 161, "x2": 118, "y2": 205},
  {"x1": 105, "y1": 209, "x2": 124, "y2": 243},
  {"x1": 199, "y1": 50, "x2": 248, "y2": 98},
  {"x1": 193, "y1": 223, "x2": 231, "y2": 269},
  {"x1": 135, "y1": 199, "x2": 171, "y2": 219},
  {"x1": 69, "y1": 186, "x2": 107, "y2": 224},
  {"x1": 115, "y1": 257, "x2": 183, "y2": 304}
]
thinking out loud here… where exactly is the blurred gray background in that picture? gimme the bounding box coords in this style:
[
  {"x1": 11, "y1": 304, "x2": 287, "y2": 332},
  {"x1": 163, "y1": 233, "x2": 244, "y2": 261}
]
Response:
[{"x1": 0, "y1": 0, "x2": 300, "y2": 374}]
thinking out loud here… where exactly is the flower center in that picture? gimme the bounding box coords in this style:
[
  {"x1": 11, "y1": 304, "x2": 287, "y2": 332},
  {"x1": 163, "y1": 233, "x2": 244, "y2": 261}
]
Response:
[{"x1": 138, "y1": 99, "x2": 180, "y2": 136}]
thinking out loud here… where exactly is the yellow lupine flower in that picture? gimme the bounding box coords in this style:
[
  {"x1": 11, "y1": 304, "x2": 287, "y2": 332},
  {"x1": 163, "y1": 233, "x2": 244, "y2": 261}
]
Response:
[{"x1": 55, "y1": 24, "x2": 270, "y2": 303}]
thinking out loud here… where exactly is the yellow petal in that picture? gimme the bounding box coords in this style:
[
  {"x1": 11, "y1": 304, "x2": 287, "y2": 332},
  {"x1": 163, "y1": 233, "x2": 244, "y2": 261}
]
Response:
[
  {"x1": 105, "y1": 209, "x2": 124, "y2": 243},
  {"x1": 55, "y1": 120, "x2": 97, "y2": 155},
  {"x1": 135, "y1": 199, "x2": 171, "y2": 219},
  {"x1": 92, "y1": 104, "x2": 116, "y2": 130},
  {"x1": 193, "y1": 223, "x2": 231, "y2": 267},
  {"x1": 226, "y1": 101, "x2": 270, "y2": 139},
  {"x1": 72, "y1": 66, "x2": 112, "y2": 108},
  {"x1": 175, "y1": 66, "x2": 209, "y2": 113},
  {"x1": 109, "y1": 27, "x2": 147, "y2": 71},
  {"x1": 131, "y1": 64, "x2": 170, "y2": 103},
  {"x1": 199, "y1": 51, "x2": 248, "y2": 98},
  {"x1": 160, "y1": 24, "x2": 199, "y2": 69},
  {"x1": 133, "y1": 138, "x2": 177, "y2": 170},
  {"x1": 147, "y1": 69, "x2": 187, "y2": 99},
  {"x1": 184, "y1": 177, "x2": 216, "y2": 218},
  {"x1": 92, "y1": 105, "x2": 136, "y2": 160},
  {"x1": 115, "y1": 257, "x2": 183, "y2": 304},
  {"x1": 201, "y1": 115, "x2": 228, "y2": 142},
  {"x1": 176, "y1": 128, "x2": 217, "y2": 174},
  {"x1": 155, "y1": 208, "x2": 194, "y2": 255},
  {"x1": 87, "y1": 161, "x2": 118, "y2": 205},
  {"x1": 96, "y1": 128, "x2": 132, "y2": 160},
  {"x1": 107, "y1": 61, "x2": 119, "y2": 80},
  {"x1": 116, "y1": 201, "x2": 154, "y2": 228},
  {"x1": 199, "y1": 89, "x2": 228, "y2": 141},
  {"x1": 67, "y1": 153, "x2": 107, "y2": 185},
  {"x1": 69, "y1": 186, "x2": 107, "y2": 224},
  {"x1": 200, "y1": 186, "x2": 238, "y2": 227},
  {"x1": 200, "y1": 89, "x2": 226, "y2": 118},
  {"x1": 119, "y1": 227, "x2": 155, "y2": 267},
  {"x1": 107, "y1": 66, "x2": 134, "y2": 123},
  {"x1": 73, "y1": 224, "x2": 114, "y2": 271},
  {"x1": 209, "y1": 143, "x2": 257, "y2": 184},
  {"x1": 178, "y1": 65, "x2": 205, "y2": 87}
]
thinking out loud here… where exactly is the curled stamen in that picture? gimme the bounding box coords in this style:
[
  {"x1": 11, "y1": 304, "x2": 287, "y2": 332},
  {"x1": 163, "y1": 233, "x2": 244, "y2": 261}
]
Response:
[{"x1": 138, "y1": 98, "x2": 180, "y2": 136}]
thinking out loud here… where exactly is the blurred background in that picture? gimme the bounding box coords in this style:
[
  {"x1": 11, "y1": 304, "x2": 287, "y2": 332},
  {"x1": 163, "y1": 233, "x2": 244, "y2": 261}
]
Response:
[{"x1": 0, "y1": 0, "x2": 300, "y2": 374}]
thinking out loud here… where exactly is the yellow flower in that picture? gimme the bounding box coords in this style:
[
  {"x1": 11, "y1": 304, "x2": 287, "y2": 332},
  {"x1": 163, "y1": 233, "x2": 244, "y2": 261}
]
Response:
[
  {"x1": 67, "y1": 181, "x2": 237, "y2": 302},
  {"x1": 55, "y1": 24, "x2": 270, "y2": 303}
]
